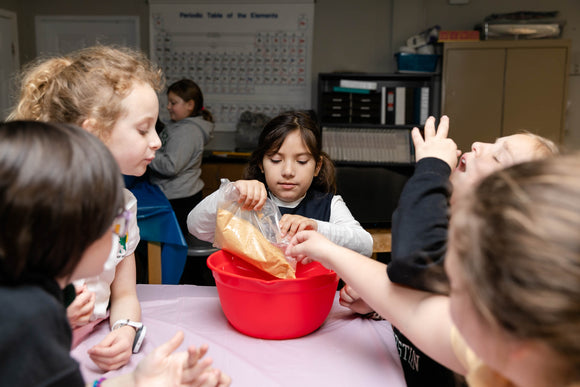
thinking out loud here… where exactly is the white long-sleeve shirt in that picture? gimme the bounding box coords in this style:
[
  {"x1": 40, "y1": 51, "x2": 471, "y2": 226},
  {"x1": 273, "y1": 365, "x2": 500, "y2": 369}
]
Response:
[{"x1": 187, "y1": 189, "x2": 374, "y2": 257}]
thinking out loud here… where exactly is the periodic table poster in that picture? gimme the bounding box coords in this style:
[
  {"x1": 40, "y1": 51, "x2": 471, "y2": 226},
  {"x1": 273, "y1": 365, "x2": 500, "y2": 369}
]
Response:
[{"x1": 150, "y1": 3, "x2": 314, "y2": 131}]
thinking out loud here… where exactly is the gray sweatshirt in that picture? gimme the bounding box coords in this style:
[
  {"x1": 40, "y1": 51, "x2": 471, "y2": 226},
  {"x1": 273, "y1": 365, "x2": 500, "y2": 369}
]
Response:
[{"x1": 149, "y1": 116, "x2": 214, "y2": 199}]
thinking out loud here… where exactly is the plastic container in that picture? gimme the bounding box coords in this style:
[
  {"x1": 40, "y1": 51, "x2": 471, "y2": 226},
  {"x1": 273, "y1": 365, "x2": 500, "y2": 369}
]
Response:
[
  {"x1": 396, "y1": 52, "x2": 439, "y2": 73},
  {"x1": 207, "y1": 250, "x2": 339, "y2": 339}
]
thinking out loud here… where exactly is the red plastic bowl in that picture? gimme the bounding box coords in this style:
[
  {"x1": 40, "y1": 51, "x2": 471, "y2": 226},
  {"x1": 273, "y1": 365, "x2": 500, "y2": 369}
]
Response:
[{"x1": 207, "y1": 250, "x2": 339, "y2": 339}]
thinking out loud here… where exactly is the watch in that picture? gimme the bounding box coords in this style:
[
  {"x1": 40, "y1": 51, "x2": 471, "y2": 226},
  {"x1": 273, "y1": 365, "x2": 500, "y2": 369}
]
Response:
[{"x1": 112, "y1": 319, "x2": 146, "y2": 353}]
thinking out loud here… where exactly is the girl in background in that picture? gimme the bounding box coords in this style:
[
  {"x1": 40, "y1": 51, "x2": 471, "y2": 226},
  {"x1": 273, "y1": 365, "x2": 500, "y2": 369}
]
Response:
[
  {"x1": 0, "y1": 120, "x2": 230, "y2": 387},
  {"x1": 9, "y1": 45, "x2": 159, "y2": 371},
  {"x1": 149, "y1": 79, "x2": 215, "y2": 237},
  {"x1": 188, "y1": 110, "x2": 373, "y2": 257},
  {"x1": 285, "y1": 153, "x2": 580, "y2": 387}
]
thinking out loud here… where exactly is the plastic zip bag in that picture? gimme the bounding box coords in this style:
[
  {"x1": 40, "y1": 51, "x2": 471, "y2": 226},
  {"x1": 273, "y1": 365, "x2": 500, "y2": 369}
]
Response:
[{"x1": 213, "y1": 179, "x2": 296, "y2": 279}]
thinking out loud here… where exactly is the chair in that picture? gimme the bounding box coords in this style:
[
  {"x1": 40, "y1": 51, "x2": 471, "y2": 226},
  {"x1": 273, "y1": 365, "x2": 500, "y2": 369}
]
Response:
[{"x1": 182, "y1": 233, "x2": 218, "y2": 285}]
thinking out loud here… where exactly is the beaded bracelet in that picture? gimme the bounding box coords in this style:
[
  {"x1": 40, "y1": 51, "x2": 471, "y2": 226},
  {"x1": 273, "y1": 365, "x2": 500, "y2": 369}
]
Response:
[
  {"x1": 360, "y1": 311, "x2": 384, "y2": 321},
  {"x1": 93, "y1": 377, "x2": 106, "y2": 387}
]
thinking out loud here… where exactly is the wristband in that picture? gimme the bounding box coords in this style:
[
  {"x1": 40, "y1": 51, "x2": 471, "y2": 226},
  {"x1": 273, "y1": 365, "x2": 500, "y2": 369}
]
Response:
[
  {"x1": 112, "y1": 319, "x2": 146, "y2": 353},
  {"x1": 360, "y1": 311, "x2": 384, "y2": 321}
]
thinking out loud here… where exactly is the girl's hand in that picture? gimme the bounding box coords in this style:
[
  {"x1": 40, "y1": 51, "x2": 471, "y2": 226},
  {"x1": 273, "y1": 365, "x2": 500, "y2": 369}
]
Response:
[
  {"x1": 88, "y1": 326, "x2": 134, "y2": 370},
  {"x1": 412, "y1": 115, "x2": 459, "y2": 170},
  {"x1": 66, "y1": 284, "x2": 95, "y2": 328},
  {"x1": 133, "y1": 331, "x2": 231, "y2": 387},
  {"x1": 339, "y1": 283, "x2": 374, "y2": 315},
  {"x1": 279, "y1": 214, "x2": 318, "y2": 238},
  {"x1": 285, "y1": 230, "x2": 335, "y2": 268},
  {"x1": 233, "y1": 180, "x2": 267, "y2": 211}
]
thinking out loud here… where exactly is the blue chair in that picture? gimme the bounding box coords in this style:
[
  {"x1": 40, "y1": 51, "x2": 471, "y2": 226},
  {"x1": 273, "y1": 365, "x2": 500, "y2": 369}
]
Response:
[{"x1": 125, "y1": 176, "x2": 187, "y2": 284}]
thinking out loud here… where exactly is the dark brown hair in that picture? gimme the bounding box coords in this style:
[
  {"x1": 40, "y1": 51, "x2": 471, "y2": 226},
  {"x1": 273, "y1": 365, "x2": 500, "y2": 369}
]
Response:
[
  {"x1": 0, "y1": 121, "x2": 124, "y2": 283},
  {"x1": 167, "y1": 79, "x2": 214, "y2": 123},
  {"x1": 244, "y1": 111, "x2": 336, "y2": 193}
]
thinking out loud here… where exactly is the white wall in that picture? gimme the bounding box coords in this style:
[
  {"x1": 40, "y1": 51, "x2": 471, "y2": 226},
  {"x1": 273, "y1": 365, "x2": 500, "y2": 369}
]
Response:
[{"x1": 2, "y1": 0, "x2": 579, "y2": 147}]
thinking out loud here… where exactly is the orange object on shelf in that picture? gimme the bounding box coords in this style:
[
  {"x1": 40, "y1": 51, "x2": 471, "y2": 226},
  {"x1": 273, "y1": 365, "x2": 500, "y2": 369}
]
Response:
[{"x1": 438, "y1": 30, "x2": 480, "y2": 42}]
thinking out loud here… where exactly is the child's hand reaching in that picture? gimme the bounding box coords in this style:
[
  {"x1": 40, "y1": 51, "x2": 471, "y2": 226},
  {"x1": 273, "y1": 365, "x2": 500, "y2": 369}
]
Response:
[
  {"x1": 279, "y1": 214, "x2": 318, "y2": 238},
  {"x1": 339, "y1": 283, "x2": 374, "y2": 315},
  {"x1": 67, "y1": 284, "x2": 95, "y2": 328},
  {"x1": 285, "y1": 230, "x2": 337, "y2": 268},
  {"x1": 412, "y1": 115, "x2": 460, "y2": 170},
  {"x1": 233, "y1": 180, "x2": 267, "y2": 211},
  {"x1": 133, "y1": 331, "x2": 231, "y2": 387}
]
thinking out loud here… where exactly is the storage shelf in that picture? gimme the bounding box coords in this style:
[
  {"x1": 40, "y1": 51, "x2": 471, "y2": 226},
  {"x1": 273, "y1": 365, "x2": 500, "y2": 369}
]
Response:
[{"x1": 317, "y1": 72, "x2": 440, "y2": 165}]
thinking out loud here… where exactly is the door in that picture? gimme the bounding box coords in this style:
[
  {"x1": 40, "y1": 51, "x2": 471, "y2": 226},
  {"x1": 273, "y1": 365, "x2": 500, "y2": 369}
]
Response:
[
  {"x1": 503, "y1": 47, "x2": 568, "y2": 143},
  {"x1": 0, "y1": 10, "x2": 19, "y2": 120}
]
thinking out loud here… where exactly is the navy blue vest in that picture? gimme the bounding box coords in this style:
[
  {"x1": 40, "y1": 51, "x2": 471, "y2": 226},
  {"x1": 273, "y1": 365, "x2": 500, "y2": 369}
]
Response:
[{"x1": 277, "y1": 189, "x2": 332, "y2": 221}]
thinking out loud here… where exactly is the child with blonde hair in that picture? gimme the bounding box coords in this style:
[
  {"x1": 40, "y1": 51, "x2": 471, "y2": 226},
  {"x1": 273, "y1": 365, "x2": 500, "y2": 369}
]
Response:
[
  {"x1": 11, "y1": 45, "x2": 164, "y2": 371},
  {"x1": 286, "y1": 152, "x2": 580, "y2": 387},
  {"x1": 341, "y1": 115, "x2": 559, "y2": 387},
  {"x1": 0, "y1": 120, "x2": 230, "y2": 386}
]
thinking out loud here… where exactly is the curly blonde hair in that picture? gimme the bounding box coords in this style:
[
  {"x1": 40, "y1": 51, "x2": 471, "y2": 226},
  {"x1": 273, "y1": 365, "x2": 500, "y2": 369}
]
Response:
[{"x1": 8, "y1": 45, "x2": 164, "y2": 140}]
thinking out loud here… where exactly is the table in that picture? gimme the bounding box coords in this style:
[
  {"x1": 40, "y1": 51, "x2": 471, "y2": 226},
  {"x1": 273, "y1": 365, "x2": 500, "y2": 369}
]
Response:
[
  {"x1": 125, "y1": 176, "x2": 188, "y2": 284},
  {"x1": 368, "y1": 228, "x2": 392, "y2": 255},
  {"x1": 71, "y1": 285, "x2": 405, "y2": 387}
]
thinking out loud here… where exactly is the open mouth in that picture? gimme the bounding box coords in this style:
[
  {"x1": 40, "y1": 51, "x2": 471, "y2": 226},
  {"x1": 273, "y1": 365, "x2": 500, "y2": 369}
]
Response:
[{"x1": 456, "y1": 155, "x2": 467, "y2": 172}]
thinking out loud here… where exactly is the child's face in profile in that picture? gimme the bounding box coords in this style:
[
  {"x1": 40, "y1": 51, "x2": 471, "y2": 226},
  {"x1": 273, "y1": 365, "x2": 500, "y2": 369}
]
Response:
[
  {"x1": 450, "y1": 134, "x2": 539, "y2": 195},
  {"x1": 106, "y1": 82, "x2": 161, "y2": 176},
  {"x1": 261, "y1": 129, "x2": 321, "y2": 203},
  {"x1": 167, "y1": 91, "x2": 193, "y2": 122}
]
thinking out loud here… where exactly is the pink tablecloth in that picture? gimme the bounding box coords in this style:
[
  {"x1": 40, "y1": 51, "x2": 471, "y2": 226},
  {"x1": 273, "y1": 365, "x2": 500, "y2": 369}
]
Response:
[{"x1": 72, "y1": 284, "x2": 405, "y2": 387}]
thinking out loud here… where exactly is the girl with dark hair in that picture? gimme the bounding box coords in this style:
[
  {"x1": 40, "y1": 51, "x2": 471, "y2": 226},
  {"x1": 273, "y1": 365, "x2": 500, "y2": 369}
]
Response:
[
  {"x1": 187, "y1": 110, "x2": 373, "y2": 257},
  {"x1": 149, "y1": 79, "x2": 215, "y2": 236},
  {"x1": 0, "y1": 121, "x2": 230, "y2": 387}
]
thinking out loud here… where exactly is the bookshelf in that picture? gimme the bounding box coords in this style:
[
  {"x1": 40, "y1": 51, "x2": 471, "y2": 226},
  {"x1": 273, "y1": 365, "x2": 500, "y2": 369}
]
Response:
[
  {"x1": 317, "y1": 73, "x2": 440, "y2": 228},
  {"x1": 317, "y1": 73, "x2": 440, "y2": 165}
]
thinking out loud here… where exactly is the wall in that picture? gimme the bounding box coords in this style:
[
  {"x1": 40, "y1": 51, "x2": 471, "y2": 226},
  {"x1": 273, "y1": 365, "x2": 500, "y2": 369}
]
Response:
[
  {"x1": 0, "y1": 0, "x2": 149, "y2": 64},
  {"x1": 1, "y1": 0, "x2": 579, "y2": 147},
  {"x1": 393, "y1": 0, "x2": 580, "y2": 148}
]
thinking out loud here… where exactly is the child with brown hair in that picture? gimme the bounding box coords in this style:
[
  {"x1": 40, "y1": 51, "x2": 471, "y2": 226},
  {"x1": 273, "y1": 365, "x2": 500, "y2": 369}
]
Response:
[
  {"x1": 149, "y1": 79, "x2": 215, "y2": 237},
  {"x1": 0, "y1": 120, "x2": 230, "y2": 386},
  {"x1": 187, "y1": 110, "x2": 373, "y2": 257}
]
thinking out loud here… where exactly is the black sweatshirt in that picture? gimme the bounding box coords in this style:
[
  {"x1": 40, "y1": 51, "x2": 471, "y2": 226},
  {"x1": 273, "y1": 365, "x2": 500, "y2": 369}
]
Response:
[{"x1": 387, "y1": 157, "x2": 465, "y2": 387}]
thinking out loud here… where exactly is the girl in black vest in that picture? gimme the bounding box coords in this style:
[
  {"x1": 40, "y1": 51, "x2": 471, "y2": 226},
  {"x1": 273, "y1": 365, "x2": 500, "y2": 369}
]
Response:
[{"x1": 188, "y1": 111, "x2": 373, "y2": 257}]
